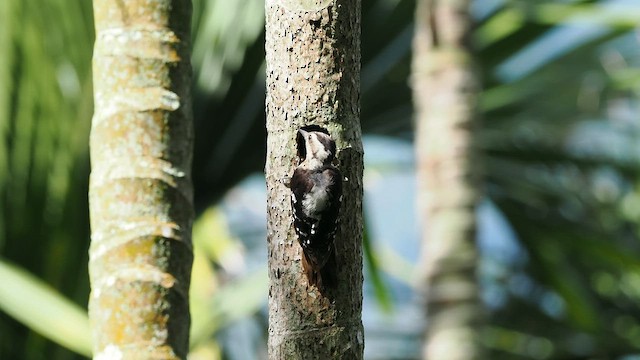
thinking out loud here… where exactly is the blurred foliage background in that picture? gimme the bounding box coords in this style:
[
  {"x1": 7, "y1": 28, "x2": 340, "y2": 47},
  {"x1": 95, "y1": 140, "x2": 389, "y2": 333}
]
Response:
[{"x1": 2, "y1": 0, "x2": 640, "y2": 359}]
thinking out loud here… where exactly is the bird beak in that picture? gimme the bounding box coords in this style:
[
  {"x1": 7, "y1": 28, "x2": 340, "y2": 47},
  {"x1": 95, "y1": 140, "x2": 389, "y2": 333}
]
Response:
[{"x1": 298, "y1": 129, "x2": 309, "y2": 137}]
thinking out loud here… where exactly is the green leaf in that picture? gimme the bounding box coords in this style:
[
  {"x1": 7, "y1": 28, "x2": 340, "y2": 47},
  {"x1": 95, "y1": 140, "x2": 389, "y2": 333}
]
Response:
[
  {"x1": 212, "y1": 269, "x2": 268, "y2": 325},
  {"x1": 363, "y1": 224, "x2": 392, "y2": 312},
  {"x1": 475, "y1": 8, "x2": 525, "y2": 49},
  {"x1": 377, "y1": 245, "x2": 416, "y2": 288},
  {"x1": 190, "y1": 269, "x2": 268, "y2": 348},
  {"x1": 534, "y1": 3, "x2": 640, "y2": 28},
  {"x1": 0, "y1": 259, "x2": 92, "y2": 357}
]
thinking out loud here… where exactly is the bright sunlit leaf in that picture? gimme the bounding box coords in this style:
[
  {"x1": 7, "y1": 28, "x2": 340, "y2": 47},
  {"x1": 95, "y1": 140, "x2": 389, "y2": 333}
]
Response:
[{"x1": 0, "y1": 260, "x2": 92, "y2": 356}]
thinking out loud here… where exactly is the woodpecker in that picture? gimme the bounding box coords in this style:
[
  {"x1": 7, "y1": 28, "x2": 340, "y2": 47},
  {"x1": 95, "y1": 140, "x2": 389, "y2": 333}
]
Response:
[{"x1": 290, "y1": 126, "x2": 342, "y2": 289}]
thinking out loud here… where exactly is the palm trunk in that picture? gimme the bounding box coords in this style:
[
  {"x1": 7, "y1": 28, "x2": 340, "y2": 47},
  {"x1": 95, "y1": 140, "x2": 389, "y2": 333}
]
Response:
[
  {"x1": 412, "y1": 0, "x2": 484, "y2": 359},
  {"x1": 88, "y1": 1, "x2": 194, "y2": 358},
  {"x1": 264, "y1": 0, "x2": 364, "y2": 359}
]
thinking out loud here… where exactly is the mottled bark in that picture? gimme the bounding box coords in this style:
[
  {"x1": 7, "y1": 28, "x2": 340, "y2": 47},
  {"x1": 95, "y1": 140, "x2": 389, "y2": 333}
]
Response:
[
  {"x1": 412, "y1": 0, "x2": 484, "y2": 359},
  {"x1": 265, "y1": 0, "x2": 364, "y2": 359},
  {"x1": 88, "y1": 1, "x2": 194, "y2": 359}
]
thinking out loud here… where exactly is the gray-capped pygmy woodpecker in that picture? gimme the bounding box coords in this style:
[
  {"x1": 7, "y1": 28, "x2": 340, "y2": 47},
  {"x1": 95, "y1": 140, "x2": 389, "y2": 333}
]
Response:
[{"x1": 289, "y1": 126, "x2": 342, "y2": 289}]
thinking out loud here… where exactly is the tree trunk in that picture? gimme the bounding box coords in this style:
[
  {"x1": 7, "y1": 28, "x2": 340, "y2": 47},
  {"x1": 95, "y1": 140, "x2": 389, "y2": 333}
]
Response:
[
  {"x1": 412, "y1": 0, "x2": 484, "y2": 359},
  {"x1": 264, "y1": 0, "x2": 364, "y2": 359},
  {"x1": 88, "y1": 1, "x2": 194, "y2": 359}
]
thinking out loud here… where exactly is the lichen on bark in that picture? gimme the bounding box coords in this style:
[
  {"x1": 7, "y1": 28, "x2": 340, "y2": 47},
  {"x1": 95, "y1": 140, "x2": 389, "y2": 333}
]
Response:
[{"x1": 88, "y1": 0, "x2": 194, "y2": 359}]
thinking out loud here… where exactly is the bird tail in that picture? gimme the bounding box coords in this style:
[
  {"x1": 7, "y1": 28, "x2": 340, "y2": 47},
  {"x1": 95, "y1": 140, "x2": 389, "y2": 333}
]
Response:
[{"x1": 301, "y1": 248, "x2": 336, "y2": 290}]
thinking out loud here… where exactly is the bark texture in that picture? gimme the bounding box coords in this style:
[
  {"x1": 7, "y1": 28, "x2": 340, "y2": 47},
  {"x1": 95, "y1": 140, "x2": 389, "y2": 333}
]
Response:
[
  {"x1": 412, "y1": 0, "x2": 484, "y2": 359},
  {"x1": 88, "y1": 1, "x2": 194, "y2": 359},
  {"x1": 265, "y1": 0, "x2": 364, "y2": 359}
]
